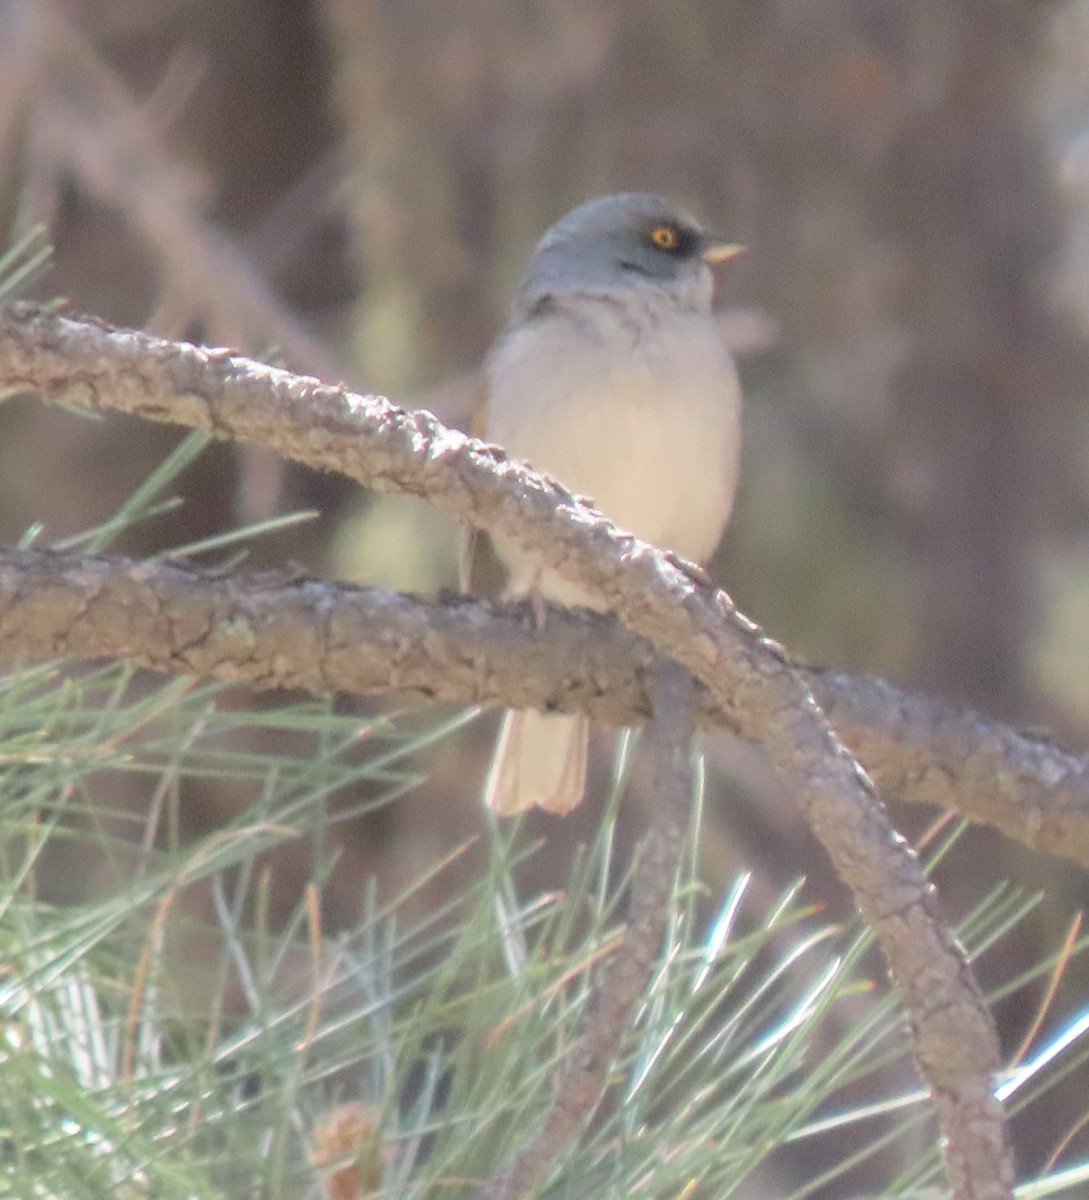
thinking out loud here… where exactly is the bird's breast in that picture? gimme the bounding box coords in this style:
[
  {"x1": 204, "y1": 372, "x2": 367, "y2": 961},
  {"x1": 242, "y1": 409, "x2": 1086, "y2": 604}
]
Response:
[{"x1": 485, "y1": 303, "x2": 741, "y2": 597}]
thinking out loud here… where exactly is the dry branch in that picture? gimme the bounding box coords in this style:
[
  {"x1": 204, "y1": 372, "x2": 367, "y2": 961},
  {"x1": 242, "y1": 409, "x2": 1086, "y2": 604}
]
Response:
[
  {"x1": 34, "y1": 1, "x2": 349, "y2": 382},
  {"x1": 0, "y1": 305, "x2": 1014, "y2": 1199},
  {"x1": 482, "y1": 664, "x2": 697, "y2": 1200},
  {"x1": 0, "y1": 547, "x2": 1086, "y2": 874}
]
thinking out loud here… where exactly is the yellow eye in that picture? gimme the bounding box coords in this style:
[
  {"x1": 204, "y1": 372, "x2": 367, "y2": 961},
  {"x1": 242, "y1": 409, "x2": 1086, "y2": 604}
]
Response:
[{"x1": 649, "y1": 224, "x2": 679, "y2": 251}]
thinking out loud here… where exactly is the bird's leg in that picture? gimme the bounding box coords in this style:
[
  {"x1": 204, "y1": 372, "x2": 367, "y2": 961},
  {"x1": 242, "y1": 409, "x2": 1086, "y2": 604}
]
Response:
[{"x1": 527, "y1": 568, "x2": 550, "y2": 630}]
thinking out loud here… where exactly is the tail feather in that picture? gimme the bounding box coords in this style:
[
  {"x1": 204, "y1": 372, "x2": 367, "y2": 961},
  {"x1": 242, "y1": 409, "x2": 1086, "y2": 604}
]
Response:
[{"x1": 485, "y1": 711, "x2": 588, "y2": 815}]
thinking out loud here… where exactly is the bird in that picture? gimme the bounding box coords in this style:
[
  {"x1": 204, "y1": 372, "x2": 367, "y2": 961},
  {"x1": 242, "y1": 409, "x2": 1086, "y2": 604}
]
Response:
[{"x1": 463, "y1": 192, "x2": 744, "y2": 816}]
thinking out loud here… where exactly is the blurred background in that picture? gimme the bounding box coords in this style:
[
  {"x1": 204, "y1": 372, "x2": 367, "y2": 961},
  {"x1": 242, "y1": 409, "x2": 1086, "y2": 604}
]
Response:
[{"x1": 2, "y1": 0, "x2": 1089, "y2": 1184}]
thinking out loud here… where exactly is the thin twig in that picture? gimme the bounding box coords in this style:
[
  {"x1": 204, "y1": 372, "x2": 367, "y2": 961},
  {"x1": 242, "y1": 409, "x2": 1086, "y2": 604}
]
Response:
[
  {"x1": 482, "y1": 663, "x2": 696, "y2": 1200},
  {"x1": 34, "y1": 3, "x2": 350, "y2": 383}
]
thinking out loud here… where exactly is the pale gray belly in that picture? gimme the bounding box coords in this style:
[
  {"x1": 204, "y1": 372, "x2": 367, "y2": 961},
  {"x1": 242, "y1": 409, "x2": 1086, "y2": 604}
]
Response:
[{"x1": 485, "y1": 313, "x2": 741, "y2": 601}]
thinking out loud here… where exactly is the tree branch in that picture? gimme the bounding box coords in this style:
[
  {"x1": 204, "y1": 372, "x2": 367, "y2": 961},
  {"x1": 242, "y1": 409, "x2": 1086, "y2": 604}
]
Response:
[
  {"x1": 0, "y1": 305, "x2": 1014, "y2": 1199},
  {"x1": 482, "y1": 663, "x2": 697, "y2": 1200},
  {"x1": 34, "y1": 2, "x2": 349, "y2": 382},
  {"x1": 1, "y1": 546, "x2": 1086, "y2": 875}
]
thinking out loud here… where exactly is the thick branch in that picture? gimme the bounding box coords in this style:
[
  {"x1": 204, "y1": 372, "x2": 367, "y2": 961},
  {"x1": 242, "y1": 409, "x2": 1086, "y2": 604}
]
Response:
[
  {"x1": 0, "y1": 547, "x2": 1086, "y2": 875},
  {"x1": 0, "y1": 306, "x2": 1013, "y2": 1198}
]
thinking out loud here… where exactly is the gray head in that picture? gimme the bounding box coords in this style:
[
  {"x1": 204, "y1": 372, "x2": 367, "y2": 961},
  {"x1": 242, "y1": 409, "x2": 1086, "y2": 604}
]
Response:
[{"x1": 514, "y1": 192, "x2": 742, "y2": 316}]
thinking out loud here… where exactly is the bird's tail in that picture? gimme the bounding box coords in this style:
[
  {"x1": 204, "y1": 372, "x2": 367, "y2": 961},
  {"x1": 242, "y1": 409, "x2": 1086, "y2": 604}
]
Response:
[{"x1": 484, "y1": 710, "x2": 589, "y2": 816}]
